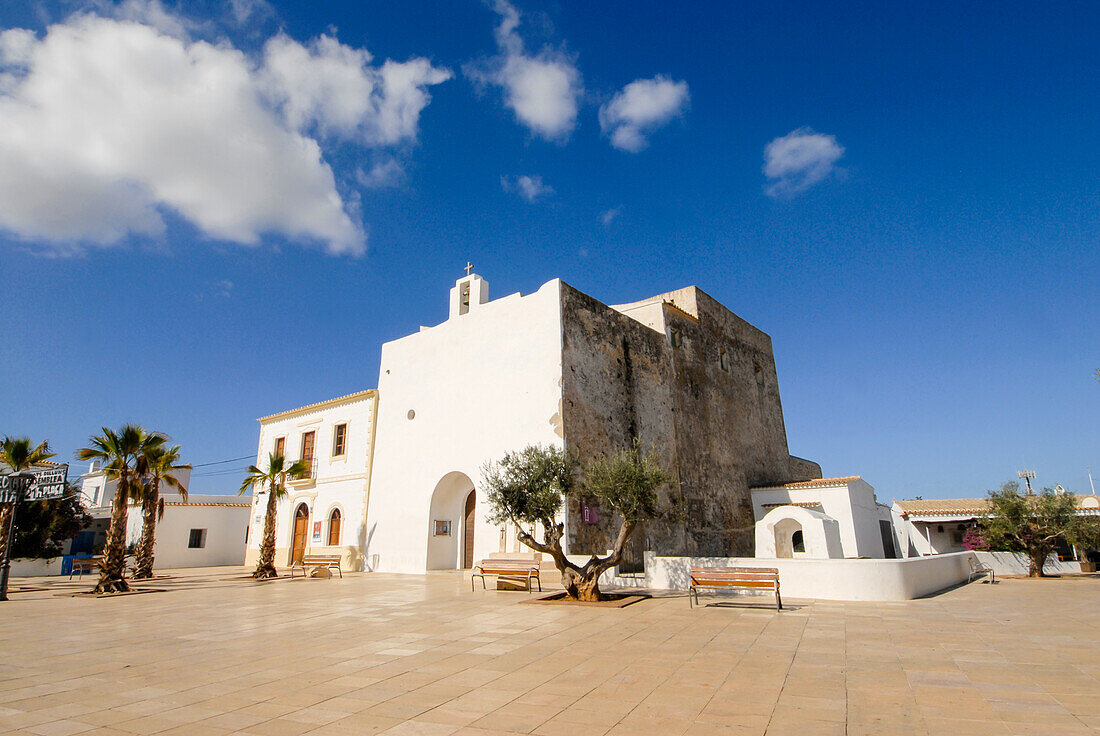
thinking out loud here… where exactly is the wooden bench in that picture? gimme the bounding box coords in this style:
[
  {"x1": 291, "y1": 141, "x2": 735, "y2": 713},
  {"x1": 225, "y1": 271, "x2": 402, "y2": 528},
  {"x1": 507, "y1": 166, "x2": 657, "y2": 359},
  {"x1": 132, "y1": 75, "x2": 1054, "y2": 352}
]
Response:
[
  {"x1": 689, "y1": 566, "x2": 782, "y2": 610},
  {"x1": 471, "y1": 559, "x2": 542, "y2": 593},
  {"x1": 290, "y1": 554, "x2": 343, "y2": 579},
  {"x1": 968, "y1": 556, "x2": 994, "y2": 584},
  {"x1": 69, "y1": 556, "x2": 103, "y2": 579}
]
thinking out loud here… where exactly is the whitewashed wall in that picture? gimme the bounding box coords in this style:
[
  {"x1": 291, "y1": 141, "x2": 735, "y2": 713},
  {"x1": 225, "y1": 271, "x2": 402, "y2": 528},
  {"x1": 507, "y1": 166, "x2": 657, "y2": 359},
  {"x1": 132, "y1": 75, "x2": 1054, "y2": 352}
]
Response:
[
  {"x1": 80, "y1": 465, "x2": 194, "y2": 508},
  {"x1": 751, "y1": 479, "x2": 893, "y2": 558},
  {"x1": 9, "y1": 557, "x2": 63, "y2": 576},
  {"x1": 245, "y1": 391, "x2": 377, "y2": 571},
  {"x1": 635, "y1": 552, "x2": 974, "y2": 601},
  {"x1": 974, "y1": 551, "x2": 1084, "y2": 576},
  {"x1": 143, "y1": 502, "x2": 249, "y2": 568},
  {"x1": 367, "y1": 278, "x2": 566, "y2": 573}
]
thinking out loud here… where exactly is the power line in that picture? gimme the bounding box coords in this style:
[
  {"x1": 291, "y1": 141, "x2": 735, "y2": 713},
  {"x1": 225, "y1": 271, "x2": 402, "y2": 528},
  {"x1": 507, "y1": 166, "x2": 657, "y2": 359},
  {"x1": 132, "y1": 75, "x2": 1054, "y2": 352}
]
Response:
[{"x1": 190, "y1": 454, "x2": 253, "y2": 468}]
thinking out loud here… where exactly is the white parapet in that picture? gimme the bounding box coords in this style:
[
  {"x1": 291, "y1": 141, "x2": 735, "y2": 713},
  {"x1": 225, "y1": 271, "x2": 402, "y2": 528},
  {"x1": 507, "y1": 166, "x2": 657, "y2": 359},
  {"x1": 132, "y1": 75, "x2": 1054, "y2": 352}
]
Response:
[{"x1": 637, "y1": 551, "x2": 976, "y2": 601}]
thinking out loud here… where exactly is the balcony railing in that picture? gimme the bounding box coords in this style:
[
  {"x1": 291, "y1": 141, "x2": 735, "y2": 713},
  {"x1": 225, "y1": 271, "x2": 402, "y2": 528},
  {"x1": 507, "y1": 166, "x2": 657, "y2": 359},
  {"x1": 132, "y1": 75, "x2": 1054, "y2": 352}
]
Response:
[{"x1": 291, "y1": 457, "x2": 317, "y2": 484}]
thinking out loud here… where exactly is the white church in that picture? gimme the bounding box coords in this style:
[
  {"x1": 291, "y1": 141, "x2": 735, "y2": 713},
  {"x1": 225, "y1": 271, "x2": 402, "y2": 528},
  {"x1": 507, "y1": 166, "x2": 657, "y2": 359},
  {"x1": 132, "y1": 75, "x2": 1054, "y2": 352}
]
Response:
[{"x1": 245, "y1": 270, "x2": 902, "y2": 576}]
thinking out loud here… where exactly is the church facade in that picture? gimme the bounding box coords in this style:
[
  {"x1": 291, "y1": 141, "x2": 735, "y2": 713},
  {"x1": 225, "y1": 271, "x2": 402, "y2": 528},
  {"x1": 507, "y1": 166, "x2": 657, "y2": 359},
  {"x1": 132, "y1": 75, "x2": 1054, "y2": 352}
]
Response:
[{"x1": 247, "y1": 273, "x2": 820, "y2": 573}]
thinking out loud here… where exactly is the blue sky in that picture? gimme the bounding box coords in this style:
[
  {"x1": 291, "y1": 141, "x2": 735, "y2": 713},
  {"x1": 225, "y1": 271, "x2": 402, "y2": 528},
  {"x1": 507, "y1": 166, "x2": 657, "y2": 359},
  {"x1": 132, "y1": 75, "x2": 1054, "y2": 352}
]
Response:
[{"x1": 0, "y1": 0, "x2": 1096, "y2": 500}]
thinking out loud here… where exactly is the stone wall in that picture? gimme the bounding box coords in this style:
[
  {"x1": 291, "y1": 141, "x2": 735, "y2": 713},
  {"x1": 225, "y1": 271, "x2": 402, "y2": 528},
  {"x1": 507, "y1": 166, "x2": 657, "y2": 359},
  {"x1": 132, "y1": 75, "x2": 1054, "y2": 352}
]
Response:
[{"x1": 559, "y1": 282, "x2": 820, "y2": 558}]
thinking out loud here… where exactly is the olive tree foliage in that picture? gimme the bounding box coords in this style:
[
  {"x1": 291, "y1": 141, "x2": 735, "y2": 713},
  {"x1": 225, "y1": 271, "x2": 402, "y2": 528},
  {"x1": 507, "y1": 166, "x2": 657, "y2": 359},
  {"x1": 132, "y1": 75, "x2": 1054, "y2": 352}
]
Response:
[
  {"x1": 983, "y1": 481, "x2": 1100, "y2": 577},
  {"x1": 482, "y1": 442, "x2": 674, "y2": 602}
]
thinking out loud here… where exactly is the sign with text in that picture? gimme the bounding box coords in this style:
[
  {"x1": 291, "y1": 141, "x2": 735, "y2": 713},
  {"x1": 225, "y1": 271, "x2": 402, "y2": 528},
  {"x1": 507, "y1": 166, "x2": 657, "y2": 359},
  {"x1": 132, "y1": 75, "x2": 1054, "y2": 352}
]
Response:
[
  {"x1": 312, "y1": 521, "x2": 322, "y2": 542},
  {"x1": 0, "y1": 466, "x2": 68, "y2": 503}
]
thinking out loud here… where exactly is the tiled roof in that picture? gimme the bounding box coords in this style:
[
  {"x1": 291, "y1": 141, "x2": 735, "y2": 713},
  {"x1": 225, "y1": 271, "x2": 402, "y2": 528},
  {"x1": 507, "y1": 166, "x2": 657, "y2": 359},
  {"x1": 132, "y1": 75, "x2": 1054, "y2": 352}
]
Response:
[
  {"x1": 896, "y1": 495, "x2": 1100, "y2": 516},
  {"x1": 761, "y1": 501, "x2": 823, "y2": 508},
  {"x1": 164, "y1": 502, "x2": 250, "y2": 508},
  {"x1": 751, "y1": 476, "x2": 861, "y2": 490},
  {"x1": 894, "y1": 498, "x2": 990, "y2": 515},
  {"x1": 258, "y1": 389, "x2": 376, "y2": 422},
  {"x1": 662, "y1": 300, "x2": 699, "y2": 322}
]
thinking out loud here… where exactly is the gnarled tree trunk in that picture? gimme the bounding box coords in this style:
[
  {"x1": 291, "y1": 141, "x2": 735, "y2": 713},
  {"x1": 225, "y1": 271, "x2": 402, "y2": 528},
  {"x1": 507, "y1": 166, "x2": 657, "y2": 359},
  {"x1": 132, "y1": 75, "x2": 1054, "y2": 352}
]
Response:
[
  {"x1": 253, "y1": 488, "x2": 279, "y2": 579},
  {"x1": 519, "y1": 519, "x2": 636, "y2": 602},
  {"x1": 132, "y1": 479, "x2": 159, "y2": 579},
  {"x1": 96, "y1": 473, "x2": 131, "y2": 593},
  {"x1": 1028, "y1": 547, "x2": 1049, "y2": 577}
]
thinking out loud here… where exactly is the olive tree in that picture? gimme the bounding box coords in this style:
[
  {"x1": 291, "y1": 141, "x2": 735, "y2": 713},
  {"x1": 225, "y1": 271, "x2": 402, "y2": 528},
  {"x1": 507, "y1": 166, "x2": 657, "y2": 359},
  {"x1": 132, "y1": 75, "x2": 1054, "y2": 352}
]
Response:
[
  {"x1": 482, "y1": 442, "x2": 674, "y2": 602},
  {"x1": 983, "y1": 482, "x2": 1100, "y2": 577}
]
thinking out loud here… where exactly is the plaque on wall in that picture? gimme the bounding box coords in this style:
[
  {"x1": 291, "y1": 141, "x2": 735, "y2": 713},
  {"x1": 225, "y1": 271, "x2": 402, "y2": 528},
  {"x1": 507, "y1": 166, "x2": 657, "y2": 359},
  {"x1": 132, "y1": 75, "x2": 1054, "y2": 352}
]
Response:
[{"x1": 434, "y1": 520, "x2": 451, "y2": 536}]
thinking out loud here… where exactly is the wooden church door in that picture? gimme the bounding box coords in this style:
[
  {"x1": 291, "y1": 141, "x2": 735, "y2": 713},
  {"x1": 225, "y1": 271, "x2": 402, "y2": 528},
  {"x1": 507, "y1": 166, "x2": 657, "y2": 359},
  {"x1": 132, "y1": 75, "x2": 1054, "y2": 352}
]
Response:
[
  {"x1": 290, "y1": 504, "x2": 309, "y2": 564},
  {"x1": 463, "y1": 491, "x2": 476, "y2": 569}
]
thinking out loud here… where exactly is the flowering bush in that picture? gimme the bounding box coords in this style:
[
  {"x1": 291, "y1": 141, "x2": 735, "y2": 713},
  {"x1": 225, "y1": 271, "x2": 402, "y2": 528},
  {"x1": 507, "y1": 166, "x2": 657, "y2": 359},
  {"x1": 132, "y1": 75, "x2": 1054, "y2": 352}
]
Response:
[{"x1": 962, "y1": 527, "x2": 989, "y2": 551}]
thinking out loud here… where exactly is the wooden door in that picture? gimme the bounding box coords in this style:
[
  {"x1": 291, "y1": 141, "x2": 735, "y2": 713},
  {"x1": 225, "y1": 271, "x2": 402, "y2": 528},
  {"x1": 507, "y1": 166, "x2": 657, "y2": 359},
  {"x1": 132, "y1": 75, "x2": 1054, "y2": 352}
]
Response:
[
  {"x1": 463, "y1": 491, "x2": 476, "y2": 569},
  {"x1": 290, "y1": 505, "x2": 309, "y2": 564},
  {"x1": 300, "y1": 431, "x2": 315, "y2": 477}
]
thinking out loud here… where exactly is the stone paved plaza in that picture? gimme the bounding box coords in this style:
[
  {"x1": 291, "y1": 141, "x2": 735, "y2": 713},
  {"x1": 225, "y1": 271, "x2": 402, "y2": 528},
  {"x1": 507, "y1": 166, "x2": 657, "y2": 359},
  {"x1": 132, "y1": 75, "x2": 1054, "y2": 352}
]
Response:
[{"x1": 2, "y1": 569, "x2": 1099, "y2": 736}]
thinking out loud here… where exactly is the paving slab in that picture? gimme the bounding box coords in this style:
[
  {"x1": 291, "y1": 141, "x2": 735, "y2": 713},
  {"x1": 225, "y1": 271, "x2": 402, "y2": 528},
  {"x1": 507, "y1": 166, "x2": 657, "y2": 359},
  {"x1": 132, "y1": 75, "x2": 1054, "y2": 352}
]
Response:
[{"x1": 2, "y1": 567, "x2": 1098, "y2": 735}]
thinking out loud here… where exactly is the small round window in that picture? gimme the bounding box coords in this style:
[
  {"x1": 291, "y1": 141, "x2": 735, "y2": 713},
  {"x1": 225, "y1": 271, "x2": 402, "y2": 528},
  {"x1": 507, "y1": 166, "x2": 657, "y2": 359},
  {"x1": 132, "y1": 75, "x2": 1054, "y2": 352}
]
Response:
[{"x1": 407, "y1": 409, "x2": 415, "y2": 420}]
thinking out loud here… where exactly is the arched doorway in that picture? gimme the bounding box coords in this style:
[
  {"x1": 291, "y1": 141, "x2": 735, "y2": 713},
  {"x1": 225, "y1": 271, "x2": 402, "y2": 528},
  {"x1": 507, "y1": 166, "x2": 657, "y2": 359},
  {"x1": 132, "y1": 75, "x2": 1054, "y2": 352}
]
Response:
[
  {"x1": 290, "y1": 503, "x2": 309, "y2": 564},
  {"x1": 463, "y1": 491, "x2": 476, "y2": 569},
  {"x1": 426, "y1": 471, "x2": 476, "y2": 570},
  {"x1": 774, "y1": 517, "x2": 803, "y2": 558}
]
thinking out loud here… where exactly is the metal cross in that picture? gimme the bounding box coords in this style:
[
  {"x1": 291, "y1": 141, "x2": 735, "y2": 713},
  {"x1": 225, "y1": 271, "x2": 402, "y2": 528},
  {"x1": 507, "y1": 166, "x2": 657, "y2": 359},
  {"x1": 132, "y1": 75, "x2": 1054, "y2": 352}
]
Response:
[{"x1": 464, "y1": 261, "x2": 474, "y2": 276}]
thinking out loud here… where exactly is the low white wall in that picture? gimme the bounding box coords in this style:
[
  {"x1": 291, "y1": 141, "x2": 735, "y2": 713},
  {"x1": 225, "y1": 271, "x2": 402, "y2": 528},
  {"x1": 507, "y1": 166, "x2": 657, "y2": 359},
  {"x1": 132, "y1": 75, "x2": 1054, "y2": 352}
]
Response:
[
  {"x1": 974, "y1": 551, "x2": 1083, "y2": 576},
  {"x1": 636, "y1": 551, "x2": 974, "y2": 601},
  {"x1": 152, "y1": 505, "x2": 249, "y2": 568},
  {"x1": 9, "y1": 557, "x2": 63, "y2": 577}
]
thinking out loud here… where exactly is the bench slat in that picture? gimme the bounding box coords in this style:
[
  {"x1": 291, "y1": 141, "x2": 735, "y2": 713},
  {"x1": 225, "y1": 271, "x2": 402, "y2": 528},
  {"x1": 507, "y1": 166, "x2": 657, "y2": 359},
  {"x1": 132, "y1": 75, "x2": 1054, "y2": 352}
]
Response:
[{"x1": 689, "y1": 566, "x2": 782, "y2": 610}]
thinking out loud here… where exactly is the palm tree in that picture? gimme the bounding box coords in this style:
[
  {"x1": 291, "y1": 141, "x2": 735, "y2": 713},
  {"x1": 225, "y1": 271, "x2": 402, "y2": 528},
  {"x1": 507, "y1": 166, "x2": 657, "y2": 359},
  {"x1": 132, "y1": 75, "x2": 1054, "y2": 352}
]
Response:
[
  {"x1": 0, "y1": 437, "x2": 56, "y2": 563},
  {"x1": 132, "y1": 445, "x2": 190, "y2": 579},
  {"x1": 239, "y1": 452, "x2": 307, "y2": 579},
  {"x1": 77, "y1": 425, "x2": 165, "y2": 593}
]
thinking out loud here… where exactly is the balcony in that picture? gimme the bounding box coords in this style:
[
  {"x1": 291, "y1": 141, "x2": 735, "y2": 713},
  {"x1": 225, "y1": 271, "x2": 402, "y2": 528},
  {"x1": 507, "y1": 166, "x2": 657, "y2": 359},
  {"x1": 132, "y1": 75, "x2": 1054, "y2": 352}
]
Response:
[{"x1": 289, "y1": 457, "x2": 318, "y2": 488}]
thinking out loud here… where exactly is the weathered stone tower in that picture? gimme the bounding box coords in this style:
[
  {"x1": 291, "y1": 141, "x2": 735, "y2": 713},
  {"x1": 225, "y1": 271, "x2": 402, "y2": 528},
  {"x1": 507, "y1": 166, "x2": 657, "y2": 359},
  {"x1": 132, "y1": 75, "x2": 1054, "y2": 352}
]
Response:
[{"x1": 560, "y1": 284, "x2": 821, "y2": 557}]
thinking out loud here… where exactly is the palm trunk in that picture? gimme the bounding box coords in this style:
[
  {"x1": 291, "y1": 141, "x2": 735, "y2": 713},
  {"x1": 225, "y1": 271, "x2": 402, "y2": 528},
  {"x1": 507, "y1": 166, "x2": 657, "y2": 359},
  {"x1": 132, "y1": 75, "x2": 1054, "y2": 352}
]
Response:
[
  {"x1": 0, "y1": 503, "x2": 11, "y2": 562},
  {"x1": 96, "y1": 472, "x2": 131, "y2": 593},
  {"x1": 253, "y1": 488, "x2": 279, "y2": 579},
  {"x1": 133, "y1": 479, "x2": 159, "y2": 579}
]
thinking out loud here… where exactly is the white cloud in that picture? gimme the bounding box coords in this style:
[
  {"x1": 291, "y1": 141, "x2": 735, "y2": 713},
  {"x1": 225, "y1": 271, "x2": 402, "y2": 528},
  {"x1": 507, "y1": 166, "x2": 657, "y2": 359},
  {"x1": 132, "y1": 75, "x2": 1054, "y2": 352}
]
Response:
[
  {"x1": 502, "y1": 174, "x2": 554, "y2": 202},
  {"x1": 0, "y1": 9, "x2": 450, "y2": 255},
  {"x1": 229, "y1": 0, "x2": 275, "y2": 25},
  {"x1": 357, "y1": 159, "x2": 406, "y2": 189},
  {"x1": 763, "y1": 128, "x2": 845, "y2": 197},
  {"x1": 195, "y1": 278, "x2": 234, "y2": 301},
  {"x1": 600, "y1": 207, "x2": 621, "y2": 225},
  {"x1": 466, "y1": 0, "x2": 582, "y2": 141},
  {"x1": 263, "y1": 33, "x2": 451, "y2": 146},
  {"x1": 599, "y1": 76, "x2": 689, "y2": 152}
]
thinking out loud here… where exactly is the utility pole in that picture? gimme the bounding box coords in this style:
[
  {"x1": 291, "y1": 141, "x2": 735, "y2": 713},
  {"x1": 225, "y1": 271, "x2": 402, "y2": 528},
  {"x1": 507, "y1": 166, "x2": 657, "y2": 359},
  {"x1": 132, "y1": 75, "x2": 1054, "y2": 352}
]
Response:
[{"x1": 1017, "y1": 469, "x2": 1036, "y2": 495}]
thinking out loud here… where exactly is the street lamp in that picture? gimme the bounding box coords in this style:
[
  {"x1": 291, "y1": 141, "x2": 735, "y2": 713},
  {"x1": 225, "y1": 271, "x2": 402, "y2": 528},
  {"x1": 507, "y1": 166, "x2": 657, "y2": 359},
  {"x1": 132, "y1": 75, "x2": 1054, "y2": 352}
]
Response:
[{"x1": 0, "y1": 471, "x2": 36, "y2": 602}]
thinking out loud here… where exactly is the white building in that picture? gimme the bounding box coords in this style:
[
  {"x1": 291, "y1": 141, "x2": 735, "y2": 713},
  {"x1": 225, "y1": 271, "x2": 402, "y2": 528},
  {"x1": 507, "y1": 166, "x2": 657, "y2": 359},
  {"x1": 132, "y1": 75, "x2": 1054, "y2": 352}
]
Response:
[
  {"x1": 252, "y1": 271, "x2": 826, "y2": 574},
  {"x1": 243, "y1": 389, "x2": 379, "y2": 570},
  {"x1": 366, "y1": 275, "x2": 565, "y2": 573},
  {"x1": 892, "y1": 494, "x2": 1100, "y2": 557},
  {"x1": 750, "y1": 476, "x2": 898, "y2": 559},
  {"x1": 78, "y1": 462, "x2": 249, "y2": 568}
]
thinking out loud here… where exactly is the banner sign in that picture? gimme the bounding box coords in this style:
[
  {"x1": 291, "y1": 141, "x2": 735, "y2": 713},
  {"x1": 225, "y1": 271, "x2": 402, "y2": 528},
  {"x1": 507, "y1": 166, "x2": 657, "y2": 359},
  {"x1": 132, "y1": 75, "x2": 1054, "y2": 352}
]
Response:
[
  {"x1": 26, "y1": 467, "x2": 67, "y2": 502},
  {"x1": 0, "y1": 465, "x2": 68, "y2": 503}
]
